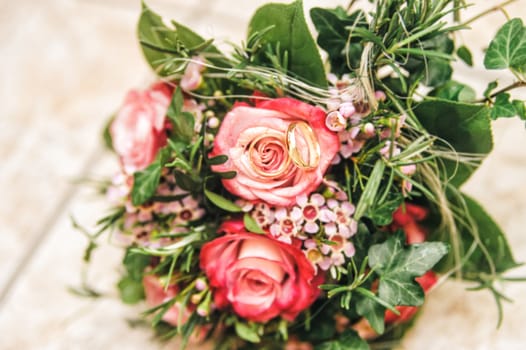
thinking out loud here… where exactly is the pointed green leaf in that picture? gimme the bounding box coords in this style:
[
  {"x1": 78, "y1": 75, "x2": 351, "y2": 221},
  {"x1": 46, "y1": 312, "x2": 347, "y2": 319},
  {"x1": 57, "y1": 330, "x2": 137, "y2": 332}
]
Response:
[
  {"x1": 457, "y1": 45, "x2": 473, "y2": 66},
  {"x1": 234, "y1": 322, "x2": 261, "y2": 343},
  {"x1": 243, "y1": 213, "x2": 265, "y2": 234},
  {"x1": 131, "y1": 162, "x2": 162, "y2": 206},
  {"x1": 484, "y1": 18, "x2": 526, "y2": 71},
  {"x1": 248, "y1": 0, "x2": 327, "y2": 87},
  {"x1": 204, "y1": 190, "x2": 242, "y2": 212},
  {"x1": 167, "y1": 88, "x2": 195, "y2": 143},
  {"x1": 138, "y1": 3, "x2": 226, "y2": 76}
]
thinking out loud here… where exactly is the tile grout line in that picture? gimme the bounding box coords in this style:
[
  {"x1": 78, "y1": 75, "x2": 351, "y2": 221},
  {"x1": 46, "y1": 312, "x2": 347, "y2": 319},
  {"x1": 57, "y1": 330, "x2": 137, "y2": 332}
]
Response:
[{"x1": 0, "y1": 145, "x2": 105, "y2": 310}]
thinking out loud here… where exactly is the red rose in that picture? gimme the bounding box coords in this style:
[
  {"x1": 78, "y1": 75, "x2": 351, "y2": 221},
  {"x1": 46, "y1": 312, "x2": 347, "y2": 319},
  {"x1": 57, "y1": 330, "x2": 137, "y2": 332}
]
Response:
[
  {"x1": 391, "y1": 203, "x2": 429, "y2": 244},
  {"x1": 110, "y1": 82, "x2": 171, "y2": 174},
  {"x1": 210, "y1": 97, "x2": 339, "y2": 207},
  {"x1": 200, "y1": 222, "x2": 321, "y2": 322}
]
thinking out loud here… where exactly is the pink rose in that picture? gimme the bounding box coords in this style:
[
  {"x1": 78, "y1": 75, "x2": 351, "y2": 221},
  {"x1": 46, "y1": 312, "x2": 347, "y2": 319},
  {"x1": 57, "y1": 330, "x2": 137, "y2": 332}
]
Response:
[
  {"x1": 200, "y1": 221, "x2": 321, "y2": 322},
  {"x1": 111, "y1": 82, "x2": 172, "y2": 174},
  {"x1": 142, "y1": 275, "x2": 191, "y2": 326},
  {"x1": 210, "y1": 98, "x2": 339, "y2": 207}
]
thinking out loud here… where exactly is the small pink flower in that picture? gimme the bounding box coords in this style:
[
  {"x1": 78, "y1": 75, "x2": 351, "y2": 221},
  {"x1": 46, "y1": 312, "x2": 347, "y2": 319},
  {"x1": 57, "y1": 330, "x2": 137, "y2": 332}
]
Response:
[
  {"x1": 180, "y1": 57, "x2": 205, "y2": 91},
  {"x1": 339, "y1": 102, "x2": 356, "y2": 118},
  {"x1": 270, "y1": 207, "x2": 300, "y2": 243},
  {"x1": 400, "y1": 164, "x2": 417, "y2": 176},
  {"x1": 325, "y1": 111, "x2": 346, "y2": 132}
]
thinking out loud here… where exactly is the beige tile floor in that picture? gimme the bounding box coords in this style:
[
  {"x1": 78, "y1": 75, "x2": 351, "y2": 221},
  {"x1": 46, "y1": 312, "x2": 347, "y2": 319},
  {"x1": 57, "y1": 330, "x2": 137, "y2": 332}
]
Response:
[{"x1": 0, "y1": 0, "x2": 525, "y2": 349}]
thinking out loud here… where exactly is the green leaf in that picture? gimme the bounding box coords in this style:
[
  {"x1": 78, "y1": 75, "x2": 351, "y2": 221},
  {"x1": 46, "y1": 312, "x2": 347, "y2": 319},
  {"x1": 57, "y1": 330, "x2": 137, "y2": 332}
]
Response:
[
  {"x1": 173, "y1": 170, "x2": 201, "y2": 192},
  {"x1": 310, "y1": 7, "x2": 367, "y2": 75},
  {"x1": 207, "y1": 155, "x2": 229, "y2": 165},
  {"x1": 204, "y1": 190, "x2": 242, "y2": 212},
  {"x1": 167, "y1": 88, "x2": 195, "y2": 144},
  {"x1": 434, "y1": 192, "x2": 520, "y2": 277},
  {"x1": 368, "y1": 233, "x2": 448, "y2": 306},
  {"x1": 354, "y1": 160, "x2": 385, "y2": 221},
  {"x1": 102, "y1": 115, "x2": 115, "y2": 151},
  {"x1": 248, "y1": 0, "x2": 327, "y2": 87},
  {"x1": 131, "y1": 162, "x2": 162, "y2": 206},
  {"x1": 314, "y1": 330, "x2": 370, "y2": 350},
  {"x1": 484, "y1": 18, "x2": 526, "y2": 71},
  {"x1": 491, "y1": 93, "x2": 517, "y2": 119},
  {"x1": 457, "y1": 45, "x2": 473, "y2": 66},
  {"x1": 429, "y1": 81, "x2": 476, "y2": 102},
  {"x1": 355, "y1": 295, "x2": 386, "y2": 334},
  {"x1": 367, "y1": 193, "x2": 404, "y2": 226},
  {"x1": 234, "y1": 322, "x2": 261, "y2": 343},
  {"x1": 123, "y1": 250, "x2": 151, "y2": 281},
  {"x1": 414, "y1": 101, "x2": 493, "y2": 187},
  {"x1": 484, "y1": 81, "x2": 499, "y2": 98},
  {"x1": 118, "y1": 276, "x2": 145, "y2": 304},
  {"x1": 138, "y1": 3, "x2": 226, "y2": 76},
  {"x1": 138, "y1": 3, "x2": 180, "y2": 75},
  {"x1": 243, "y1": 213, "x2": 265, "y2": 234},
  {"x1": 513, "y1": 99, "x2": 526, "y2": 120}
]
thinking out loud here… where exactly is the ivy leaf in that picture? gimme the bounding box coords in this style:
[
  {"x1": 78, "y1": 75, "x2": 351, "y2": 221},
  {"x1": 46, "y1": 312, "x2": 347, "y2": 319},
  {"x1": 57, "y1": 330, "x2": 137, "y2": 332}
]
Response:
[
  {"x1": 457, "y1": 45, "x2": 473, "y2": 66},
  {"x1": 131, "y1": 161, "x2": 162, "y2": 206},
  {"x1": 314, "y1": 330, "x2": 370, "y2": 350},
  {"x1": 414, "y1": 101, "x2": 493, "y2": 187},
  {"x1": 167, "y1": 88, "x2": 195, "y2": 144},
  {"x1": 484, "y1": 81, "x2": 499, "y2": 98},
  {"x1": 248, "y1": 0, "x2": 327, "y2": 87},
  {"x1": 234, "y1": 322, "x2": 260, "y2": 343},
  {"x1": 355, "y1": 296, "x2": 385, "y2": 334},
  {"x1": 433, "y1": 192, "x2": 520, "y2": 277},
  {"x1": 491, "y1": 93, "x2": 517, "y2": 119},
  {"x1": 366, "y1": 193, "x2": 403, "y2": 226},
  {"x1": 484, "y1": 18, "x2": 526, "y2": 72},
  {"x1": 204, "y1": 190, "x2": 242, "y2": 212},
  {"x1": 368, "y1": 233, "x2": 448, "y2": 306}
]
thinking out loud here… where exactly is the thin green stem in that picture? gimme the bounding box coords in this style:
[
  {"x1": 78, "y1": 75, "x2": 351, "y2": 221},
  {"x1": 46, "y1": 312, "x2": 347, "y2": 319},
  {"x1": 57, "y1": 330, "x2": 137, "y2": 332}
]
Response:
[{"x1": 479, "y1": 80, "x2": 526, "y2": 103}]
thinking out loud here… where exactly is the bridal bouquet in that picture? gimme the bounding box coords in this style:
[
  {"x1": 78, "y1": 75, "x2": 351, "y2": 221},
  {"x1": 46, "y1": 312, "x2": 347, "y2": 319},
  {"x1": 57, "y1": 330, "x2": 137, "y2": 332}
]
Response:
[{"x1": 78, "y1": 0, "x2": 525, "y2": 348}]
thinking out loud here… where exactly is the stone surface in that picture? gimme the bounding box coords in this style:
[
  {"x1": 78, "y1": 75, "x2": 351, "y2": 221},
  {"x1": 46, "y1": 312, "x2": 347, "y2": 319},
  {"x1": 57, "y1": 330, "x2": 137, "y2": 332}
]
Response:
[{"x1": 0, "y1": 0, "x2": 525, "y2": 349}]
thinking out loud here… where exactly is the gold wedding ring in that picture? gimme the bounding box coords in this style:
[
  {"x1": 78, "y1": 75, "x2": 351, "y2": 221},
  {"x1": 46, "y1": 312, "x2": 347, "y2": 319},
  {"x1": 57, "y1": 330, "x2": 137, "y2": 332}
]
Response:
[{"x1": 286, "y1": 121, "x2": 321, "y2": 170}]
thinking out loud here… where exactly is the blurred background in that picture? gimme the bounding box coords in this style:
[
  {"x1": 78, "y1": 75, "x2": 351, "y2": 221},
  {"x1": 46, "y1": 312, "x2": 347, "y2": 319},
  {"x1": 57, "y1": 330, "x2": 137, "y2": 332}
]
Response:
[{"x1": 0, "y1": 0, "x2": 525, "y2": 349}]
